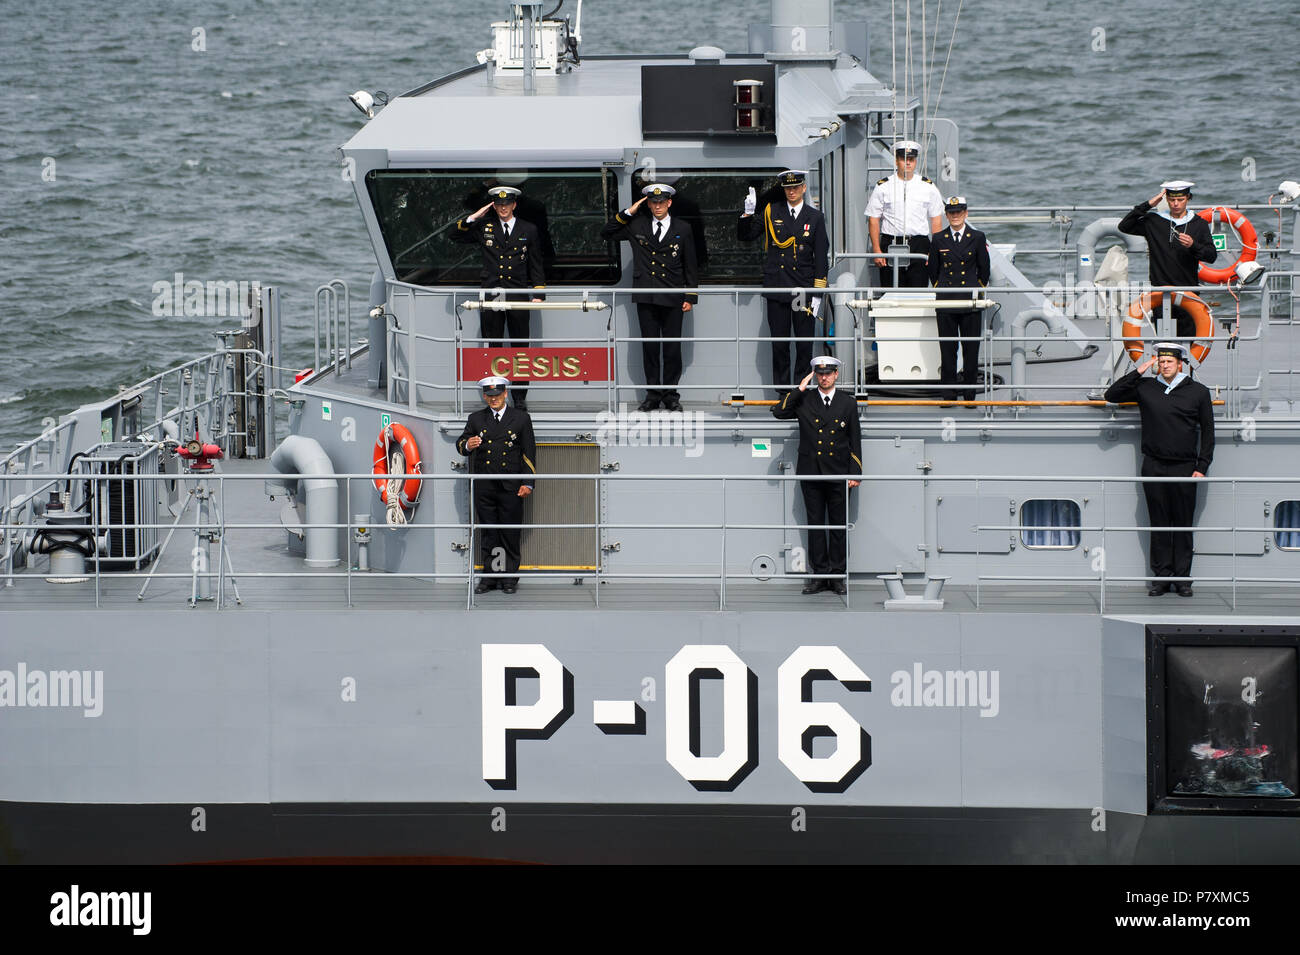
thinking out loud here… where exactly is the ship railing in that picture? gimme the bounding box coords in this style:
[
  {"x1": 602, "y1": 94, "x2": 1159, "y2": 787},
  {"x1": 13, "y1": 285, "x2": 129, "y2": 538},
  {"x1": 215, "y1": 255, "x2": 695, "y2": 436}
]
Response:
[
  {"x1": 909, "y1": 200, "x2": 1300, "y2": 287},
  {"x1": 0, "y1": 348, "x2": 271, "y2": 561},
  {"x1": 314, "y1": 281, "x2": 352, "y2": 373},
  {"x1": 5, "y1": 469, "x2": 1300, "y2": 614},
  {"x1": 381, "y1": 278, "x2": 1274, "y2": 414}
]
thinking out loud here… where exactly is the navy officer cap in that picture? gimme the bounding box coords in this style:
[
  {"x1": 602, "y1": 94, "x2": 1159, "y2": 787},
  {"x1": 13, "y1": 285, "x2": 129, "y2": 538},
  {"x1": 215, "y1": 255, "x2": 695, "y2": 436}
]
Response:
[
  {"x1": 479, "y1": 375, "x2": 510, "y2": 395},
  {"x1": 777, "y1": 170, "x2": 807, "y2": 187},
  {"x1": 490, "y1": 186, "x2": 522, "y2": 203},
  {"x1": 642, "y1": 183, "x2": 677, "y2": 199}
]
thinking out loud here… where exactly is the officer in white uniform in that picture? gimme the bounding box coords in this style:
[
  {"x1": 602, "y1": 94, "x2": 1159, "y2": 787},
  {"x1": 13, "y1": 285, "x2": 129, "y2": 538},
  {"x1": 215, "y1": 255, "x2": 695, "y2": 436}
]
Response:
[{"x1": 865, "y1": 140, "x2": 945, "y2": 287}]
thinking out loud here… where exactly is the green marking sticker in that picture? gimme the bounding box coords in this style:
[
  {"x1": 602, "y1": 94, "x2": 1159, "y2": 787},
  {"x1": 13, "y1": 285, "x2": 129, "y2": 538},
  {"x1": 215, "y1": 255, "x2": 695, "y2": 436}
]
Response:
[
  {"x1": 380, "y1": 412, "x2": 392, "y2": 429},
  {"x1": 752, "y1": 439, "x2": 771, "y2": 459},
  {"x1": 1212, "y1": 233, "x2": 1228, "y2": 252},
  {"x1": 321, "y1": 402, "x2": 332, "y2": 421}
]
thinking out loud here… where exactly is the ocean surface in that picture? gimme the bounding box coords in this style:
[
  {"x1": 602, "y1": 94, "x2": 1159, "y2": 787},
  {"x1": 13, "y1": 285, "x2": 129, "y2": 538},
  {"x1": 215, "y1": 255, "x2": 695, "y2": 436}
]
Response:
[{"x1": 2, "y1": 0, "x2": 1296, "y2": 449}]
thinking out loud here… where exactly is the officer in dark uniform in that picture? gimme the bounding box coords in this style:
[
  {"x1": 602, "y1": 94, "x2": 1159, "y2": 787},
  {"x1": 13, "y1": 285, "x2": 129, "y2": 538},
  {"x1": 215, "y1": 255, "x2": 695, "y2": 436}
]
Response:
[
  {"x1": 771, "y1": 356, "x2": 863, "y2": 595},
  {"x1": 738, "y1": 170, "x2": 830, "y2": 393},
  {"x1": 456, "y1": 375, "x2": 537, "y2": 595},
  {"x1": 1103, "y1": 342, "x2": 1215, "y2": 597},
  {"x1": 451, "y1": 186, "x2": 546, "y2": 410},
  {"x1": 601, "y1": 183, "x2": 698, "y2": 412},
  {"x1": 927, "y1": 196, "x2": 991, "y2": 403},
  {"x1": 631, "y1": 168, "x2": 708, "y2": 269}
]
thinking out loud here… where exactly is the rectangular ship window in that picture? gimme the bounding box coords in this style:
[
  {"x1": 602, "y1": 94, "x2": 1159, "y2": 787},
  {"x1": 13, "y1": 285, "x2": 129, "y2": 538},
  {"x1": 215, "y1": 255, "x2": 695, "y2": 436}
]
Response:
[
  {"x1": 1148, "y1": 625, "x2": 1300, "y2": 815},
  {"x1": 366, "y1": 168, "x2": 620, "y2": 287},
  {"x1": 1275, "y1": 501, "x2": 1300, "y2": 550},
  {"x1": 1019, "y1": 499, "x2": 1081, "y2": 549}
]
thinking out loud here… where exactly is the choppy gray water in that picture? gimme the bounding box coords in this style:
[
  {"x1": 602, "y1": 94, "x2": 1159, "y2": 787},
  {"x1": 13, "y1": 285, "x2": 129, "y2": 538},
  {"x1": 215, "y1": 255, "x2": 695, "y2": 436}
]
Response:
[{"x1": 1, "y1": 0, "x2": 1296, "y2": 448}]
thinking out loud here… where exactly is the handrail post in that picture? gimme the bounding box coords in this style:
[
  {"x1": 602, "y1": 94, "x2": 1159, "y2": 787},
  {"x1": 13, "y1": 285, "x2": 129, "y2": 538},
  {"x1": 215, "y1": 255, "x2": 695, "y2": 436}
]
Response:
[{"x1": 719, "y1": 476, "x2": 727, "y2": 610}]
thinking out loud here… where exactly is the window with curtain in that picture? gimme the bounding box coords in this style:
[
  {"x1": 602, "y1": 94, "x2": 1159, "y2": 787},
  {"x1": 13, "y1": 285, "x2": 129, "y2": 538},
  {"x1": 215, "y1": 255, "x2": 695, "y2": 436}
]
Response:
[{"x1": 1020, "y1": 499, "x2": 1082, "y2": 549}]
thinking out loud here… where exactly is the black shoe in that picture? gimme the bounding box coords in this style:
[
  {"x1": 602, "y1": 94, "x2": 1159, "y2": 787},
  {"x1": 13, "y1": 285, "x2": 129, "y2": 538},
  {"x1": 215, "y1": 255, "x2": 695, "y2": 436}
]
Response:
[
  {"x1": 501, "y1": 581, "x2": 518, "y2": 594},
  {"x1": 663, "y1": 395, "x2": 683, "y2": 413},
  {"x1": 830, "y1": 580, "x2": 847, "y2": 595},
  {"x1": 1175, "y1": 584, "x2": 1193, "y2": 598},
  {"x1": 638, "y1": 397, "x2": 661, "y2": 412},
  {"x1": 802, "y1": 580, "x2": 825, "y2": 595},
  {"x1": 474, "y1": 581, "x2": 496, "y2": 595},
  {"x1": 1147, "y1": 583, "x2": 1169, "y2": 596}
]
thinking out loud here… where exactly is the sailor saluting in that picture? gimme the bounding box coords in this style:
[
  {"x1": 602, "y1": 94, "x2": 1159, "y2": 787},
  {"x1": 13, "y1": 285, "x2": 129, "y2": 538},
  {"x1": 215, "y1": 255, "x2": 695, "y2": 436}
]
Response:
[
  {"x1": 771, "y1": 356, "x2": 862, "y2": 595},
  {"x1": 1103, "y1": 342, "x2": 1215, "y2": 598},
  {"x1": 1118, "y1": 179, "x2": 1217, "y2": 342},
  {"x1": 865, "y1": 140, "x2": 945, "y2": 288},
  {"x1": 456, "y1": 375, "x2": 537, "y2": 595},
  {"x1": 738, "y1": 169, "x2": 830, "y2": 394},
  {"x1": 600, "y1": 183, "x2": 699, "y2": 412},
  {"x1": 452, "y1": 186, "x2": 546, "y2": 411}
]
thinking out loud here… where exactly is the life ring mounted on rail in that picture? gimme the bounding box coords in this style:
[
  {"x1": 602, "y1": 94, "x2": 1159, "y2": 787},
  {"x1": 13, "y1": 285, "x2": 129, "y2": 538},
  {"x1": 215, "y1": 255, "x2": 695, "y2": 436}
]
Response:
[
  {"x1": 1196, "y1": 206, "x2": 1257, "y2": 285},
  {"x1": 372, "y1": 423, "x2": 423, "y2": 511},
  {"x1": 1121, "y1": 291, "x2": 1214, "y2": 365}
]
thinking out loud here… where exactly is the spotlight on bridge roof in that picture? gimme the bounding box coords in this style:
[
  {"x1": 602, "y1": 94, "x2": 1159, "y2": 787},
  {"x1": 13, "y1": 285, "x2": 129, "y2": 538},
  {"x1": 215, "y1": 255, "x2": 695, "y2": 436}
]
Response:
[
  {"x1": 1279, "y1": 180, "x2": 1300, "y2": 203},
  {"x1": 1235, "y1": 260, "x2": 1265, "y2": 287},
  {"x1": 349, "y1": 90, "x2": 389, "y2": 119}
]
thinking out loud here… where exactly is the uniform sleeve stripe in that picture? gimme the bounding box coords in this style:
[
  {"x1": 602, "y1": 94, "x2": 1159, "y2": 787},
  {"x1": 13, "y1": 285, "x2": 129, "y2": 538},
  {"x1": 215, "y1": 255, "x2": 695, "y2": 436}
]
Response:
[
  {"x1": 522, "y1": 455, "x2": 536, "y2": 473},
  {"x1": 850, "y1": 453, "x2": 862, "y2": 468}
]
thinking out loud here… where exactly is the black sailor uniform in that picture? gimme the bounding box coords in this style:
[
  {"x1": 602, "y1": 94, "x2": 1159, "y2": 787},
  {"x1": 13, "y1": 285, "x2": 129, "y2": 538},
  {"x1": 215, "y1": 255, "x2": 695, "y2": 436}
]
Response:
[
  {"x1": 739, "y1": 192, "x2": 830, "y2": 390},
  {"x1": 771, "y1": 387, "x2": 863, "y2": 580},
  {"x1": 600, "y1": 211, "x2": 698, "y2": 403},
  {"x1": 456, "y1": 405, "x2": 537, "y2": 586},
  {"x1": 1104, "y1": 368, "x2": 1215, "y2": 584}
]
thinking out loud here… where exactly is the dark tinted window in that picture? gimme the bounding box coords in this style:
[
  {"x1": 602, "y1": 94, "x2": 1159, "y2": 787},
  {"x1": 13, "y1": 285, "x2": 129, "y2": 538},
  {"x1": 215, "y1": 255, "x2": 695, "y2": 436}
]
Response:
[{"x1": 366, "y1": 168, "x2": 620, "y2": 286}]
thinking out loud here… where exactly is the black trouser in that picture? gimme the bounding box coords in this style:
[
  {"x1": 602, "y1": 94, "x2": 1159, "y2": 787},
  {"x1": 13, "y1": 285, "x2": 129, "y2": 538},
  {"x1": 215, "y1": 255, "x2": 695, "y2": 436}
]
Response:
[
  {"x1": 1141, "y1": 456, "x2": 1198, "y2": 581},
  {"x1": 766, "y1": 297, "x2": 814, "y2": 390},
  {"x1": 801, "y1": 477, "x2": 848, "y2": 576},
  {"x1": 481, "y1": 292, "x2": 533, "y2": 405},
  {"x1": 636, "y1": 302, "x2": 684, "y2": 402},
  {"x1": 878, "y1": 234, "x2": 931, "y2": 288},
  {"x1": 474, "y1": 479, "x2": 524, "y2": 587},
  {"x1": 938, "y1": 308, "x2": 982, "y2": 401}
]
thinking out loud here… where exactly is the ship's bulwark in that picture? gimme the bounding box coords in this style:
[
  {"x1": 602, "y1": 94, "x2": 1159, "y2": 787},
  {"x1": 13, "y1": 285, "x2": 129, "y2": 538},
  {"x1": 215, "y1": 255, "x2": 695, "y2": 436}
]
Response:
[{"x1": 1, "y1": 608, "x2": 1294, "y2": 863}]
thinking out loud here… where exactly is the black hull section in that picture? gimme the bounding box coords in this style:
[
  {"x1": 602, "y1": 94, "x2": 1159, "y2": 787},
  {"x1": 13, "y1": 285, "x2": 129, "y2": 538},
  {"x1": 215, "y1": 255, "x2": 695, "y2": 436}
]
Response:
[{"x1": 4, "y1": 801, "x2": 1298, "y2": 864}]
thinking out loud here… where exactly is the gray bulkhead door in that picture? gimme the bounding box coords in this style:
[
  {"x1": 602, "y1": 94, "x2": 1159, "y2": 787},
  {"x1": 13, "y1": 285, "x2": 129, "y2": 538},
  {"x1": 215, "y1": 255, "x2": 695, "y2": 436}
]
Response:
[{"x1": 848, "y1": 438, "x2": 927, "y2": 573}]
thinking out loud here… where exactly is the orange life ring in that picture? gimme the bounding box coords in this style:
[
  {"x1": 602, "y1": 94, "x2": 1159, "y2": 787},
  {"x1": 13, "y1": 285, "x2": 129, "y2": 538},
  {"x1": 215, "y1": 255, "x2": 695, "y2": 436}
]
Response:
[
  {"x1": 1196, "y1": 207, "x2": 1257, "y2": 285},
  {"x1": 372, "y1": 423, "x2": 423, "y2": 509},
  {"x1": 1122, "y1": 291, "x2": 1214, "y2": 364}
]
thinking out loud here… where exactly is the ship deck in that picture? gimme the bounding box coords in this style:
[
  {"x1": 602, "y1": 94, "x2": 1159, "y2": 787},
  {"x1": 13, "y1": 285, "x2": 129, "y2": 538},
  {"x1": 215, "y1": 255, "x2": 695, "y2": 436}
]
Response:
[{"x1": 4, "y1": 457, "x2": 1296, "y2": 617}]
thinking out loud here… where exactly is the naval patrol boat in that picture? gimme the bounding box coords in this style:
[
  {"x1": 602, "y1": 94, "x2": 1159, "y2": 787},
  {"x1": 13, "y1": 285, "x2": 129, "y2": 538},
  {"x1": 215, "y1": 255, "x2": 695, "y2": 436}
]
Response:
[{"x1": 3, "y1": 0, "x2": 1300, "y2": 864}]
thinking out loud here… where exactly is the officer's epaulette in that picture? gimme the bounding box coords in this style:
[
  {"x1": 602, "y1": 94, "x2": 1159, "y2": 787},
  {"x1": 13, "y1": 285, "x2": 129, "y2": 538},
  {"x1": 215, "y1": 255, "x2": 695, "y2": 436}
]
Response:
[
  {"x1": 921, "y1": 176, "x2": 934, "y2": 184},
  {"x1": 876, "y1": 177, "x2": 889, "y2": 186}
]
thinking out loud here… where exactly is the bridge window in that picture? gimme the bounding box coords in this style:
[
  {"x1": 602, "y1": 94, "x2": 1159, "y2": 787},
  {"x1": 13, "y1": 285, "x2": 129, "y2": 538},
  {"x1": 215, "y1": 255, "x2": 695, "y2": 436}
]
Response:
[
  {"x1": 1275, "y1": 501, "x2": 1300, "y2": 550},
  {"x1": 1020, "y1": 499, "x2": 1081, "y2": 549},
  {"x1": 366, "y1": 168, "x2": 620, "y2": 287},
  {"x1": 627, "y1": 168, "x2": 798, "y2": 285}
]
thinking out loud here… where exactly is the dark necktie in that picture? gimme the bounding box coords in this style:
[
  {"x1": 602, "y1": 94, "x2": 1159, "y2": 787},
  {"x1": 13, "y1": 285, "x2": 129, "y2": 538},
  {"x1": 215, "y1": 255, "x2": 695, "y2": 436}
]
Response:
[
  {"x1": 823, "y1": 395, "x2": 831, "y2": 407},
  {"x1": 655, "y1": 222, "x2": 664, "y2": 242}
]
